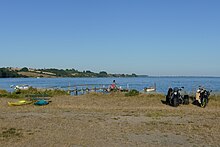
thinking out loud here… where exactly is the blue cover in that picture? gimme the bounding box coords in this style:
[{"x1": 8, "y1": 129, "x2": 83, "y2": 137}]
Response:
[{"x1": 34, "y1": 100, "x2": 49, "y2": 106}]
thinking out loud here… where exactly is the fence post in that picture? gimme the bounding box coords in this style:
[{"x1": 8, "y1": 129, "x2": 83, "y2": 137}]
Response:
[{"x1": 75, "y1": 87, "x2": 78, "y2": 95}]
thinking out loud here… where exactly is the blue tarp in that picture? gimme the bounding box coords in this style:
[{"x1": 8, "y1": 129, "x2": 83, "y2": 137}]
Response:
[{"x1": 34, "y1": 100, "x2": 49, "y2": 106}]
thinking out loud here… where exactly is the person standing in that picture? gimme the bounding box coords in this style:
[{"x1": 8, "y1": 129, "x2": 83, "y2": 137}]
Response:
[{"x1": 110, "y1": 80, "x2": 116, "y2": 89}]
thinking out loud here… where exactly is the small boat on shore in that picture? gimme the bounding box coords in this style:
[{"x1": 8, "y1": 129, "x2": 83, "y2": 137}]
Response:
[
  {"x1": 144, "y1": 83, "x2": 156, "y2": 92},
  {"x1": 10, "y1": 84, "x2": 30, "y2": 91},
  {"x1": 15, "y1": 84, "x2": 30, "y2": 90},
  {"x1": 144, "y1": 87, "x2": 156, "y2": 92}
]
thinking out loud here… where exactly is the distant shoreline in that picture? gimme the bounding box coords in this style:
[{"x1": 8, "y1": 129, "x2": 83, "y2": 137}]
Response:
[
  {"x1": 148, "y1": 76, "x2": 220, "y2": 78},
  {"x1": 0, "y1": 76, "x2": 147, "y2": 79},
  {"x1": 0, "y1": 76, "x2": 220, "y2": 79},
  {"x1": 1, "y1": 67, "x2": 219, "y2": 78}
]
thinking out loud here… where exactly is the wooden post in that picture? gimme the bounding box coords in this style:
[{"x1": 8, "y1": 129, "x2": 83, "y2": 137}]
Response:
[
  {"x1": 102, "y1": 85, "x2": 105, "y2": 93},
  {"x1": 75, "y1": 87, "x2": 78, "y2": 95},
  {"x1": 82, "y1": 88, "x2": 84, "y2": 94},
  {"x1": 86, "y1": 87, "x2": 89, "y2": 94}
]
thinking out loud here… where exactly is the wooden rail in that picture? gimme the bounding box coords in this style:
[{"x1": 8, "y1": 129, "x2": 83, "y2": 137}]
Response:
[
  {"x1": 63, "y1": 84, "x2": 129, "y2": 95},
  {"x1": 67, "y1": 87, "x2": 109, "y2": 95}
]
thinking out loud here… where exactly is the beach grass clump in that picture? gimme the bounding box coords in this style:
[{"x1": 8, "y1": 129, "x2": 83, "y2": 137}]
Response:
[
  {"x1": 6, "y1": 93, "x2": 21, "y2": 98},
  {"x1": 209, "y1": 94, "x2": 220, "y2": 102},
  {"x1": 125, "y1": 89, "x2": 139, "y2": 97},
  {"x1": 0, "y1": 89, "x2": 21, "y2": 98},
  {"x1": 208, "y1": 94, "x2": 220, "y2": 107},
  {"x1": 0, "y1": 89, "x2": 9, "y2": 97},
  {"x1": 44, "y1": 89, "x2": 70, "y2": 96},
  {"x1": 0, "y1": 87, "x2": 70, "y2": 98},
  {"x1": 0, "y1": 128, "x2": 22, "y2": 140},
  {"x1": 16, "y1": 87, "x2": 70, "y2": 97},
  {"x1": 0, "y1": 89, "x2": 8, "y2": 95}
]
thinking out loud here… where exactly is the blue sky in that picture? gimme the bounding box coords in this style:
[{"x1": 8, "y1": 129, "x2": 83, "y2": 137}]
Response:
[{"x1": 0, "y1": 0, "x2": 220, "y2": 76}]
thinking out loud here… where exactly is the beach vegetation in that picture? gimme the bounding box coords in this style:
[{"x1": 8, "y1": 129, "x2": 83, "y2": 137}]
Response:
[
  {"x1": 0, "y1": 89, "x2": 8, "y2": 95},
  {"x1": 15, "y1": 87, "x2": 70, "y2": 97},
  {"x1": 0, "y1": 87, "x2": 69, "y2": 98},
  {"x1": 125, "y1": 89, "x2": 139, "y2": 97}
]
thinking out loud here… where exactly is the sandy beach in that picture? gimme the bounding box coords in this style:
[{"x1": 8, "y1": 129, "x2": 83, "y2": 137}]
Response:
[{"x1": 1, "y1": 93, "x2": 220, "y2": 147}]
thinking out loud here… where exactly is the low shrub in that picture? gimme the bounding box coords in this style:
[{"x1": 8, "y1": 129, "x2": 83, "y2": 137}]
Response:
[
  {"x1": 0, "y1": 89, "x2": 9, "y2": 95},
  {"x1": 44, "y1": 89, "x2": 70, "y2": 97},
  {"x1": 0, "y1": 87, "x2": 70, "y2": 98},
  {"x1": 125, "y1": 89, "x2": 139, "y2": 97},
  {"x1": 0, "y1": 89, "x2": 9, "y2": 97},
  {"x1": 15, "y1": 87, "x2": 69, "y2": 97},
  {"x1": 6, "y1": 93, "x2": 21, "y2": 99}
]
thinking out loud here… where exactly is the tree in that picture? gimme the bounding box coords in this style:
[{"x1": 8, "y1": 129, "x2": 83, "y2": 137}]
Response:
[
  {"x1": 99, "y1": 71, "x2": 107, "y2": 75},
  {"x1": 20, "y1": 67, "x2": 29, "y2": 72},
  {"x1": 86, "y1": 70, "x2": 93, "y2": 73},
  {"x1": 98, "y1": 71, "x2": 108, "y2": 77},
  {"x1": 0, "y1": 68, "x2": 22, "y2": 78},
  {"x1": 131, "y1": 73, "x2": 137, "y2": 77}
]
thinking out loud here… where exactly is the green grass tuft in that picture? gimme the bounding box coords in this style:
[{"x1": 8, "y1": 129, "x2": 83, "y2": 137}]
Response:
[{"x1": 125, "y1": 89, "x2": 140, "y2": 97}]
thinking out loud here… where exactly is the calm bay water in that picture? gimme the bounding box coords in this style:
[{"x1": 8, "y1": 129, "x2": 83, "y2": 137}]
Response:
[{"x1": 0, "y1": 77, "x2": 219, "y2": 94}]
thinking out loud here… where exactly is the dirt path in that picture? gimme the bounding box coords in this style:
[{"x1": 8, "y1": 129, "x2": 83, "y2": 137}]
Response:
[{"x1": 1, "y1": 93, "x2": 220, "y2": 147}]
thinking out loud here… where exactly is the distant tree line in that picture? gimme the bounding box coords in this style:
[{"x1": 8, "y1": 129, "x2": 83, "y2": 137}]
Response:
[
  {"x1": 0, "y1": 67, "x2": 142, "y2": 78},
  {"x1": 0, "y1": 68, "x2": 24, "y2": 78},
  {"x1": 37, "y1": 68, "x2": 138, "y2": 77}
]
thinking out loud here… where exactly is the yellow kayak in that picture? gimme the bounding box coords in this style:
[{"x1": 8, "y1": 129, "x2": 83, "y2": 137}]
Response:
[{"x1": 8, "y1": 100, "x2": 33, "y2": 106}]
